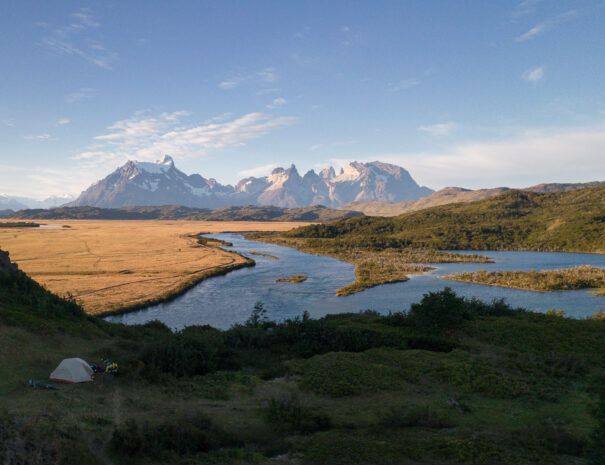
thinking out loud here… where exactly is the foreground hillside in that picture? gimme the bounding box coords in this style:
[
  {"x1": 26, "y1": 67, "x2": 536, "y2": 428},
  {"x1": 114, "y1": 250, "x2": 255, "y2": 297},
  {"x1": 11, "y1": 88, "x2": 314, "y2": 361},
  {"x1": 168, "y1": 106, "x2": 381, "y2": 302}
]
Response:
[
  {"x1": 288, "y1": 187, "x2": 605, "y2": 253},
  {"x1": 1, "y1": 255, "x2": 605, "y2": 464},
  {"x1": 8, "y1": 204, "x2": 363, "y2": 222}
]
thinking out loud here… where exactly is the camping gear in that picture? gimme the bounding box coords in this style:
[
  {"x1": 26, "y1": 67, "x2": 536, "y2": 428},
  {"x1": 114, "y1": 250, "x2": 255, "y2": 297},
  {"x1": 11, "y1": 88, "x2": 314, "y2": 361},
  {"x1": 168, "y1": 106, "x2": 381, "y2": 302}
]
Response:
[
  {"x1": 91, "y1": 358, "x2": 119, "y2": 375},
  {"x1": 29, "y1": 379, "x2": 60, "y2": 390},
  {"x1": 50, "y1": 358, "x2": 94, "y2": 383}
]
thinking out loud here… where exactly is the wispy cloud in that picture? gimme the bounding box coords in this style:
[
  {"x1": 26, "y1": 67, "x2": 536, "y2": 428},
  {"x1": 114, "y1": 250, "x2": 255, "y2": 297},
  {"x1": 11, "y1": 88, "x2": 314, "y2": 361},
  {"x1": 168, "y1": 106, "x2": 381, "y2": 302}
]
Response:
[
  {"x1": 513, "y1": 0, "x2": 543, "y2": 17},
  {"x1": 56, "y1": 118, "x2": 70, "y2": 126},
  {"x1": 24, "y1": 133, "x2": 51, "y2": 140},
  {"x1": 418, "y1": 122, "x2": 458, "y2": 137},
  {"x1": 1, "y1": 119, "x2": 16, "y2": 127},
  {"x1": 237, "y1": 163, "x2": 279, "y2": 178},
  {"x1": 380, "y1": 123, "x2": 605, "y2": 189},
  {"x1": 219, "y1": 67, "x2": 280, "y2": 90},
  {"x1": 522, "y1": 66, "x2": 544, "y2": 83},
  {"x1": 257, "y1": 87, "x2": 281, "y2": 96},
  {"x1": 516, "y1": 10, "x2": 577, "y2": 42},
  {"x1": 294, "y1": 26, "x2": 311, "y2": 39},
  {"x1": 389, "y1": 78, "x2": 420, "y2": 92},
  {"x1": 219, "y1": 78, "x2": 244, "y2": 89},
  {"x1": 40, "y1": 8, "x2": 117, "y2": 69},
  {"x1": 266, "y1": 97, "x2": 286, "y2": 109},
  {"x1": 309, "y1": 139, "x2": 358, "y2": 151},
  {"x1": 74, "y1": 111, "x2": 297, "y2": 169},
  {"x1": 65, "y1": 87, "x2": 97, "y2": 103}
]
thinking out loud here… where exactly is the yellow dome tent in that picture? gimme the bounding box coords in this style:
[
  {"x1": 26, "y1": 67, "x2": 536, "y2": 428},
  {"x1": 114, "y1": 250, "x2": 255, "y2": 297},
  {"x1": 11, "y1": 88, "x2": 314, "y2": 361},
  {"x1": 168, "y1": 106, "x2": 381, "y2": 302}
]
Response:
[{"x1": 50, "y1": 358, "x2": 93, "y2": 383}]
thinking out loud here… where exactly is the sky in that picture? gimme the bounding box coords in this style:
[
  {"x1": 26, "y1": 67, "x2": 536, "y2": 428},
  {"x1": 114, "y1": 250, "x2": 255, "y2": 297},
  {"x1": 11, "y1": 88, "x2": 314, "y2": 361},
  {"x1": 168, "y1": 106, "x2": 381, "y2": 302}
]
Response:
[{"x1": 1, "y1": 0, "x2": 605, "y2": 199}]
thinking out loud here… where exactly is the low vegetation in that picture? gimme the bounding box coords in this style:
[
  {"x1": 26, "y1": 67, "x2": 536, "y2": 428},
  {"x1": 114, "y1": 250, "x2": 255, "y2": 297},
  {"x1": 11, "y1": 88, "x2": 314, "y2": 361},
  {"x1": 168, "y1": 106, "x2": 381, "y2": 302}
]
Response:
[
  {"x1": 444, "y1": 265, "x2": 605, "y2": 292},
  {"x1": 246, "y1": 232, "x2": 491, "y2": 296},
  {"x1": 249, "y1": 251, "x2": 279, "y2": 260},
  {"x1": 0, "y1": 220, "x2": 301, "y2": 314},
  {"x1": 284, "y1": 187, "x2": 605, "y2": 253},
  {"x1": 0, "y1": 221, "x2": 39, "y2": 228},
  {"x1": 2, "y1": 264, "x2": 605, "y2": 464},
  {"x1": 8, "y1": 204, "x2": 363, "y2": 222},
  {"x1": 276, "y1": 274, "x2": 307, "y2": 283}
]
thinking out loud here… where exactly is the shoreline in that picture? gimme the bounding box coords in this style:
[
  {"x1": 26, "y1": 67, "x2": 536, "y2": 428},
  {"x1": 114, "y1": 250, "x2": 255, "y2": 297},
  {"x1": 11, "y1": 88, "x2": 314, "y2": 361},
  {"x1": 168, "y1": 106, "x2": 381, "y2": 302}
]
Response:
[{"x1": 97, "y1": 252, "x2": 255, "y2": 318}]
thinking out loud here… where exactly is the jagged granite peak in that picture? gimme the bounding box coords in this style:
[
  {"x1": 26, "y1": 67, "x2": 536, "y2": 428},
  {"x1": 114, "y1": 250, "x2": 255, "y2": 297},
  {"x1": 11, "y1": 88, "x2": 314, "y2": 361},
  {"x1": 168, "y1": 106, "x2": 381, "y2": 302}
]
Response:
[
  {"x1": 70, "y1": 158, "x2": 434, "y2": 209},
  {"x1": 319, "y1": 166, "x2": 336, "y2": 180}
]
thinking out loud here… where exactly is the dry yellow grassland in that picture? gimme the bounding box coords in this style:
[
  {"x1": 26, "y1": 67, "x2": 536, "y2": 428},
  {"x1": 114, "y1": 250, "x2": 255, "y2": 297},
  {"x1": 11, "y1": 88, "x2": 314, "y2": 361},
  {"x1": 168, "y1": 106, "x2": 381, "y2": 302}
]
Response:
[{"x1": 0, "y1": 220, "x2": 304, "y2": 315}]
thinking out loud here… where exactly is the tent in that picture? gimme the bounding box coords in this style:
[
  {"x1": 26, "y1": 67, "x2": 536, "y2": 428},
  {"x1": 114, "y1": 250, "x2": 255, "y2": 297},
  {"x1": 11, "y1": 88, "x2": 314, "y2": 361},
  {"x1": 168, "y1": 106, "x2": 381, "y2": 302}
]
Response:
[{"x1": 50, "y1": 358, "x2": 93, "y2": 383}]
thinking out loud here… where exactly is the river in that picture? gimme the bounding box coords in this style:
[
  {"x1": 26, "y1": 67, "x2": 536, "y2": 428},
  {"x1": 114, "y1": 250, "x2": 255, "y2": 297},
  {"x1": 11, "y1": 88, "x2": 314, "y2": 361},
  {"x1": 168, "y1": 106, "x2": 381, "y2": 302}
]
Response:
[{"x1": 106, "y1": 233, "x2": 605, "y2": 329}]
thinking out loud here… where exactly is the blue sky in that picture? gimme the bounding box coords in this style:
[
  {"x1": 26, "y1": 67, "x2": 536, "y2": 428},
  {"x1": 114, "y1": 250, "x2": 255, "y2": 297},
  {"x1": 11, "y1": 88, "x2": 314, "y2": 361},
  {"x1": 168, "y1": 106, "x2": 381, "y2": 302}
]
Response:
[{"x1": 1, "y1": 0, "x2": 604, "y2": 198}]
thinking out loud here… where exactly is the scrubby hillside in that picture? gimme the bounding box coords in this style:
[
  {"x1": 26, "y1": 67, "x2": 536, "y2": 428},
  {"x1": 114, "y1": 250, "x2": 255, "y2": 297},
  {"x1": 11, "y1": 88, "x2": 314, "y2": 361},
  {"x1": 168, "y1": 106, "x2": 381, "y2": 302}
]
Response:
[
  {"x1": 2, "y1": 251, "x2": 605, "y2": 464},
  {"x1": 288, "y1": 187, "x2": 605, "y2": 253}
]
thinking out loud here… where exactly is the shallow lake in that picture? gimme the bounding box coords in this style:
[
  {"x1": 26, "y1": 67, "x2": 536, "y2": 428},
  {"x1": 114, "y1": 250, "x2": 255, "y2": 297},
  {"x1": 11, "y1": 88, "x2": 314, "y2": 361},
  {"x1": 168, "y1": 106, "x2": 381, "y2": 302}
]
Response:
[{"x1": 106, "y1": 233, "x2": 605, "y2": 330}]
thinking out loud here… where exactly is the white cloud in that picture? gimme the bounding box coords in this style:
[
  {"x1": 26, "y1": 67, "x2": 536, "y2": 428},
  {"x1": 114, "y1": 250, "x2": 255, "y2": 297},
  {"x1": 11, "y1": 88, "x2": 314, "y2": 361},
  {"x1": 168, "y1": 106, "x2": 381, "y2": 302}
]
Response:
[
  {"x1": 266, "y1": 97, "x2": 286, "y2": 109},
  {"x1": 257, "y1": 68, "x2": 278, "y2": 83},
  {"x1": 237, "y1": 163, "x2": 279, "y2": 178},
  {"x1": 75, "y1": 111, "x2": 297, "y2": 169},
  {"x1": 24, "y1": 133, "x2": 51, "y2": 140},
  {"x1": 56, "y1": 118, "x2": 70, "y2": 126},
  {"x1": 309, "y1": 139, "x2": 358, "y2": 151},
  {"x1": 389, "y1": 78, "x2": 420, "y2": 92},
  {"x1": 219, "y1": 68, "x2": 279, "y2": 89},
  {"x1": 516, "y1": 10, "x2": 577, "y2": 41},
  {"x1": 257, "y1": 87, "x2": 281, "y2": 95},
  {"x1": 513, "y1": 0, "x2": 543, "y2": 17},
  {"x1": 219, "y1": 78, "x2": 243, "y2": 89},
  {"x1": 341, "y1": 25, "x2": 351, "y2": 32},
  {"x1": 522, "y1": 66, "x2": 544, "y2": 82},
  {"x1": 40, "y1": 8, "x2": 117, "y2": 69},
  {"x1": 1, "y1": 119, "x2": 15, "y2": 127},
  {"x1": 418, "y1": 122, "x2": 457, "y2": 137},
  {"x1": 379, "y1": 123, "x2": 605, "y2": 189},
  {"x1": 66, "y1": 88, "x2": 97, "y2": 103}
]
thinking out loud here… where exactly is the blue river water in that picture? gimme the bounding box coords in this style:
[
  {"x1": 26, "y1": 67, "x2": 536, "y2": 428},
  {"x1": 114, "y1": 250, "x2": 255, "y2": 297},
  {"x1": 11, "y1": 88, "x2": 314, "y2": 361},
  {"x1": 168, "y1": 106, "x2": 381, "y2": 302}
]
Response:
[{"x1": 106, "y1": 233, "x2": 605, "y2": 330}]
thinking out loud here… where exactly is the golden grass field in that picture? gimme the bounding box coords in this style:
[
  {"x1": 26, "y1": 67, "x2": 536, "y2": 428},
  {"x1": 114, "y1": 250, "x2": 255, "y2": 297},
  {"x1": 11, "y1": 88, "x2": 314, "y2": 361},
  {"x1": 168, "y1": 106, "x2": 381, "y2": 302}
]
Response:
[{"x1": 0, "y1": 220, "x2": 305, "y2": 315}]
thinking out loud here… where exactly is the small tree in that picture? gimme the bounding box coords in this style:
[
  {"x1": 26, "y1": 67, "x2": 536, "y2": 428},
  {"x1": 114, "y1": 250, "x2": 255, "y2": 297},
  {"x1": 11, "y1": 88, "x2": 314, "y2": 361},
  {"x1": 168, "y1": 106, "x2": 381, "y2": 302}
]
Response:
[
  {"x1": 408, "y1": 287, "x2": 467, "y2": 329},
  {"x1": 246, "y1": 301, "x2": 268, "y2": 328}
]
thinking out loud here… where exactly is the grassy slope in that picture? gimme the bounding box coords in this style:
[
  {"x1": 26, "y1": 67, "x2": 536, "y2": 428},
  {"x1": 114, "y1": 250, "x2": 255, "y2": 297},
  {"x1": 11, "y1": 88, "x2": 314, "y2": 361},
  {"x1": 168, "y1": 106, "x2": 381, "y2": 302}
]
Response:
[
  {"x1": 2, "y1": 264, "x2": 605, "y2": 464},
  {"x1": 340, "y1": 187, "x2": 510, "y2": 216},
  {"x1": 286, "y1": 187, "x2": 605, "y2": 253}
]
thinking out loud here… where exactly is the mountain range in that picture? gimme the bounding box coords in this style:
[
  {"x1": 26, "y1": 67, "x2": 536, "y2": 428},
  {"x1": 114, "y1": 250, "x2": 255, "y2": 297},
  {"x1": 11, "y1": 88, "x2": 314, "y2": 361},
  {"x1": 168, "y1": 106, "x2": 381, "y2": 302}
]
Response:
[
  {"x1": 0, "y1": 194, "x2": 76, "y2": 211},
  {"x1": 69, "y1": 156, "x2": 434, "y2": 209}
]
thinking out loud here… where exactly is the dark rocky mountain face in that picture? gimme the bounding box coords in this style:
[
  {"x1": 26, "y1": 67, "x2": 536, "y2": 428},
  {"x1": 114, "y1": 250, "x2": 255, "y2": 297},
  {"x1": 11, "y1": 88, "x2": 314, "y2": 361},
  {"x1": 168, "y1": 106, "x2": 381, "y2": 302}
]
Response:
[
  {"x1": 0, "y1": 249, "x2": 18, "y2": 274},
  {"x1": 70, "y1": 156, "x2": 434, "y2": 208}
]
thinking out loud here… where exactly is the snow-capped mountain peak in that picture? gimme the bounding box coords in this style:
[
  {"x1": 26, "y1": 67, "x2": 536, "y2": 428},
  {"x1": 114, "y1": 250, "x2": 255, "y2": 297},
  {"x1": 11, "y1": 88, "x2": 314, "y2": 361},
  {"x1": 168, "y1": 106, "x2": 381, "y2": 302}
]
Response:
[{"x1": 70, "y1": 158, "x2": 433, "y2": 208}]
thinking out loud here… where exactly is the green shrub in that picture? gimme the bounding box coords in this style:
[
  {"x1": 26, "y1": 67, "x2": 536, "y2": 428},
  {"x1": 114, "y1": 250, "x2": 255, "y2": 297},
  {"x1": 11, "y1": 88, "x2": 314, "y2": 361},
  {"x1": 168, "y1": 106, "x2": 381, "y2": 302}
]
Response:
[
  {"x1": 380, "y1": 404, "x2": 454, "y2": 429},
  {"x1": 139, "y1": 325, "x2": 238, "y2": 379},
  {"x1": 111, "y1": 414, "x2": 237, "y2": 457},
  {"x1": 408, "y1": 287, "x2": 469, "y2": 329},
  {"x1": 265, "y1": 393, "x2": 332, "y2": 434}
]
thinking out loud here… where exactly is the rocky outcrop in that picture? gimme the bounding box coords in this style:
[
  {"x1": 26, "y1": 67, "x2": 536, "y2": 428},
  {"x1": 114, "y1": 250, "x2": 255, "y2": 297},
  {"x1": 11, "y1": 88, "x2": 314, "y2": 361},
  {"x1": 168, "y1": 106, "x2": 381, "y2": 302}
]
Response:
[{"x1": 0, "y1": 249, "x2": 18, "y2": 274}]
